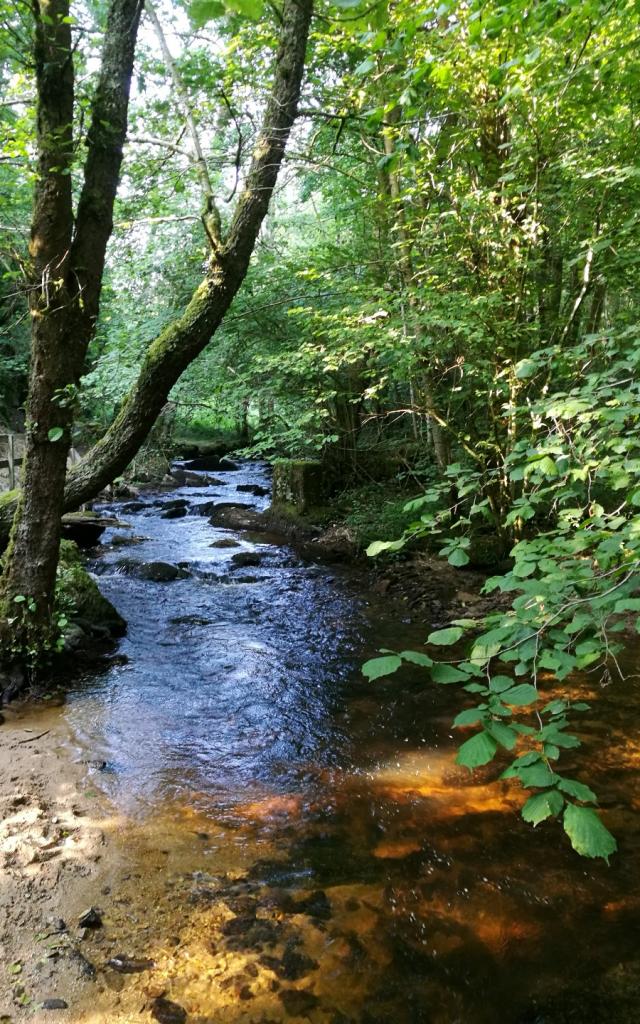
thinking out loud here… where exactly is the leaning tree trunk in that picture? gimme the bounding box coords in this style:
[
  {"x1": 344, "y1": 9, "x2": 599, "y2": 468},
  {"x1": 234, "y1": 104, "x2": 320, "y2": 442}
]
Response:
[
  {"x1": 0, "y1": 0, "x2": 141, "y2": 657},
  {"x1": 0, "y1": 0, "x2": 313, "y2": 633},
  {"x1": 61, "y1": 0, "x2": 313, "y2": 510}
]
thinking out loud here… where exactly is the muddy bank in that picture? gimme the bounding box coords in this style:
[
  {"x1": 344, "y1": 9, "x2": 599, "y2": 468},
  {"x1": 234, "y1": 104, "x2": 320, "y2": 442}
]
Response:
[{"x1": 0, "y1": 703, "x2": 125, "y2": 1019}]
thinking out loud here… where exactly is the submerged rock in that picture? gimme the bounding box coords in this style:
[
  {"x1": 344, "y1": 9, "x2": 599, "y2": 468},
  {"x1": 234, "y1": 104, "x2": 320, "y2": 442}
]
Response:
[
  {"x1": 279, "y1": 989, "x2": 319, "y2": 1015},
  {"x1": 209, "y1": 538, "x2": 241, "y2": 548},
  {"x1": 106, "y1": 954, "x2": 155, "y2": 973},
  {"x1": 78, "y1": 907, "x2": 102, "y2": 929},
  {"x1": 151, "y1": 996, "x2": 187, "y2": 1024}
]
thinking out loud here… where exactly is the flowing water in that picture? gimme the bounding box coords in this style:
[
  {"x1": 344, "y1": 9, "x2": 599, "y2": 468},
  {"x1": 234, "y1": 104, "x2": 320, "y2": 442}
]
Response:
[{"x1": 54, "y1": 461, "x2": 640, "y2": 1022}]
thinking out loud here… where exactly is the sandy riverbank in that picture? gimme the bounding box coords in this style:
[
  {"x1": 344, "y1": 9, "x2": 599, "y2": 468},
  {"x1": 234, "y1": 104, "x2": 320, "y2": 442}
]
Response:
[{"x1": 0, "y1": 701, "x2": 126, "y2": 1022}]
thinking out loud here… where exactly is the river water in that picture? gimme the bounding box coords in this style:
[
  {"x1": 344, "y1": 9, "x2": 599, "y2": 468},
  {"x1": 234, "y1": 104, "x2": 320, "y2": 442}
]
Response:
[{"x1": 58, "y1": 460, "x2": 639, "y2": 1023}]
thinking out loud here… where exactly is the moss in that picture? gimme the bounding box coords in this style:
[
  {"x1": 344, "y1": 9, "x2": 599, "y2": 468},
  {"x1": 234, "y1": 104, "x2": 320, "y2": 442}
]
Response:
[
  {"x1": 56, "y1": 541, "x2": 126, "y2": 636},
  {"x1": 272, "y1": 460, "x2": 330, "y2": 513}
]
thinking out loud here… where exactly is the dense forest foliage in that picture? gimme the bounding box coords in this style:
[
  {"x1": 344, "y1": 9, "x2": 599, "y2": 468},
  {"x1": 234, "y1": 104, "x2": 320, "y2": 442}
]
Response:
[{"x1": 1, "y1": 0, "x2": 639, "y2": 860}]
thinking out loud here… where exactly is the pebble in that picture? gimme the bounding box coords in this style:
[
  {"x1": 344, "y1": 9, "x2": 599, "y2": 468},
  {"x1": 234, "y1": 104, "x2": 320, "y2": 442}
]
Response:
[{"x1": 40, "y1": 998, "x2": 69, "y2": 1010}]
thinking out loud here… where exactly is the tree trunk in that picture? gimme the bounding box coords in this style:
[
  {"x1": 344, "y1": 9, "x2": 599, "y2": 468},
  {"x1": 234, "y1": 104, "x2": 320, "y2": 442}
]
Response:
[
  {"x1": 0, "y1": 0, "x2": 142, "y2": 657},
  {"x1": 0, "y1": 0, "x2": 313, "y2": 578}
]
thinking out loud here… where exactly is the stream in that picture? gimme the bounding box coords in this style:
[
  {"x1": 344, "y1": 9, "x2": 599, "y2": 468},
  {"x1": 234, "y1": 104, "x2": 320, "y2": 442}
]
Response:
[{"x1": 51, "y1": 460, "x2": 640, "y2": 1022}]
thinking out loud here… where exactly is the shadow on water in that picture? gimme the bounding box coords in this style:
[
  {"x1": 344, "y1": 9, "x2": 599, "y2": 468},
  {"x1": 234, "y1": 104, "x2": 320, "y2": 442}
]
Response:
[{"x1": 55, "y1": 461, "x2": 640, "y2": 1023}]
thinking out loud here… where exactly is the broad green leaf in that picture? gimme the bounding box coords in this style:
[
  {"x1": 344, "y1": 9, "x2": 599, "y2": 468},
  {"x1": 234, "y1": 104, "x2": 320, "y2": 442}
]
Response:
[
  {"x1": 487, "y1": 721, "x2": 518, "y2": 749},
  {"x1": 557, "y1": 777, "x2": 597, "y2": 803},
  {"x1": 48, "y1": 426, "x2": 64, "y2": 442},
  {"x1": 427, "y1": 627, "x2": 463, "y2": 646},
  {"x1": 514, "y1": 763, "x2": 559, "y2": 788},
  {"x1": 431, "y1": 663, "x2": 469, "y2": 683},
  {"x1": 448, "y1": 547, "x2": 470, "y2": 567},
  {"x1": 563, "y1": 804, "x2": 617, "y2": 861},
  {"x1": 189, "y1": 0, "x2": 225, "y2": 25},
  {"x1": 456, "y1": 730, "x2": 497, "y2": 770},
  {"x1": 453, "y1": 706, "x2": 486, "y2": 727},
  {"x1": 400, "y1": 650, "x2": 433, "y2": 667},
  {"x1": 362, "y1": 655, "x2": 402, "y2": 681},
  {"x1": 489, "y1": 675, "x2": 513, "y2": 693},
  {"x1": 521, "y1": 789, "x2": 564, "y2": 826},
  {"x1": 501, "y1": 683, "x2": 539, "y2": 706},
  {"x1": 366, "y1": 538, "x2": 405, "y2": 557}
]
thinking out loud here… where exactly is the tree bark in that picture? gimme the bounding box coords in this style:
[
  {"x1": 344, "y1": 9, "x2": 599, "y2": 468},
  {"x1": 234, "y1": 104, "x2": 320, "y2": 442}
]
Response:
[
  {"x1": 0, "y1": 0, "x2": 141, "y2": 650},
  {"x1": 0, "y1": 0, "x2": 313, "y2": 558},
  {"x1": 63, "y1": 0, "x2": 313, "y2": 509}
]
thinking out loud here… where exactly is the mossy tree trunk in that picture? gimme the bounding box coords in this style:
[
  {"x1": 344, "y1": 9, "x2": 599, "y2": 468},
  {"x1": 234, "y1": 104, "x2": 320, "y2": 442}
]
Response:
[
  {"x1": 0, "y1": 0, "x2": 314, "y2": 664},
  {"x1": 0, "y1": 0, "x2": 141, "y2": 658}
]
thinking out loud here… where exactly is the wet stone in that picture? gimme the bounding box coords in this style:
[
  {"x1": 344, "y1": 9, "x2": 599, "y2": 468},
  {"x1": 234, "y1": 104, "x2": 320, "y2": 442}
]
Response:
[
  {"x1": 261, "y1": 946, "x2": 318, "y2": 982},
  {"x1": 209, "y1": 538, "x2": 241, "y2": 548},
  {"x1": 279, "y1": 989, "x2": 320, "y2": 1016},
  {"x1": 78, "y1": 907, "x2": 102, "y2": 929},
  {"x1": 230, "y1": 552, "x2": 264, "y2": 569},
  {"x1": 106, "y1": 954, "x2": 155, "y2": 973},
  {"x1": 296, "y1": 889, "x2": 332, "y2": 921},
  {"x1": 161, "y1": 506, "x2": 188, "y2": 519},
  {"x1": 150, "y1": 996, "x2": 187, "y2": 1024}
]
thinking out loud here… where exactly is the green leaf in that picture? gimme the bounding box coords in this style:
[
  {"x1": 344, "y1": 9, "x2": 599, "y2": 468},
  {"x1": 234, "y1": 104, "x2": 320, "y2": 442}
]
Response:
[
  {"x1": 189, "y1": 0, "x2": 225, "y2": 26},
  {"x1": 563, "y1": 804, "x2": 617, "y2": 861},
  {"x1": 456, "y1": 730, "x2": 497, "y2": 770},
  {"x1": 225, "y1": 0, "x2": 264, "y2": 17},
  {"x1": 362, "y1": 654, "x2": 402, "y2": 681},
  {"x1": 427, "y1": 627, "x2": 463, "y2": 646},
  {"x1": 613, "y1": 598, "x2": 640, "y2": 612},
  {"x1": 487, "y1": 721, "x2": 518, "y2": 749},
  {"x1": 502, "y1": 683, "x2": 539, "y2": 706},
  {"x1": 489, "y1": 675, "x2": 513, "y2": 693},
  {"x1": 557, "y1": 777, "x2": 597, "y2": 804},
  {"x1": 400, "y1": 650, "x2": 433, "y2": 667},
  {"x1": 448, "y1": 547, "x2": 470, "y2": 567},
  {"x1": 514, "y1": 357, "x2": 537, "y2": 379},
  {"x1": 48, "y1": 426, "x2": 64, "y2": 442},
  {"x1": 431, "y1": 663, "x2": 469, "y2": 684},
  {"x1": 366, "y1": 538, "x2": 405, "y2": 557},
  {"x1": 453, "y1": 706, "x2": 487, "y2": 727},
  {"x1": 521, "y1": 789, "x2": 564, "y2": 826},
  {"x1": 514, "y1": 763, "x2": 559, "y2": 788}
]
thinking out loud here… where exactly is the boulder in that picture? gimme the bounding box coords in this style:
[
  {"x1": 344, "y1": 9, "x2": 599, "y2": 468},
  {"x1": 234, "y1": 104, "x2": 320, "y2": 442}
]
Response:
[
  {"x1": 272, "y1": 459, "x2": 329, "y2": 513},
  {"x1": 182, "y1": 455, "x2": 238, "y2": 472},
  {"x1": 161, "y1": 506, "x2": 188, "y2": 519},
  {"x1": 237, "y1": 483, "x2": 270, "y2": 497},
  {"x1": 56, "y1": 541, "x2": 127, "y2": 637},
  {"x1": 208, "y1": 506, "x2": 265, "y2": 530},
  {"x1": 230, "y1": 551, "x2": 264, "y2": 568},
  {"x1": 113, "y1": 559, "x2": 190, "y2": 582}
]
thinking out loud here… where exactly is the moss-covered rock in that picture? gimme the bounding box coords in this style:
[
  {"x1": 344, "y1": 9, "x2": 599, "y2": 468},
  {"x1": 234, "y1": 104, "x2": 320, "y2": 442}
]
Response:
[
  {"x1": 56, "y1": 541, "x2": 126, "y2": 637},
  {"x1": 272, "y1": 460, "x2": 330, "y2": 513}
]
